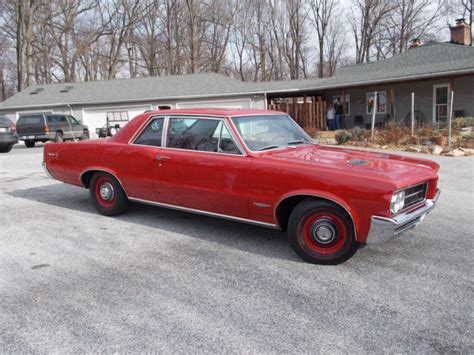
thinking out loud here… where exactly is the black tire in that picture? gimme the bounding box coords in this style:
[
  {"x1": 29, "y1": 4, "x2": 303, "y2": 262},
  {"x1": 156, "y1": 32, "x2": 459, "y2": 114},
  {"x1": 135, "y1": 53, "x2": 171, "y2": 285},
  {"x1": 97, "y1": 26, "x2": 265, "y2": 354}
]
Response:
[
  {"x1": 287, "y1": 199, "x2": 359, "y2": 265},
  {"x1": 24, "y1": 140, "x2": 35, "y2": 148},
  {"x1": 89, "y1": 172, "x2": 129, "y2": 216},
  {"x1": 81, "y1": 130, "x2": 89, "y2": 140},
  {"x1": 0, "y1": 144, "x2": 13, "y2": 153},
  {"x1": 54, "y1": 131, "x2": 64, "y2": 143}
]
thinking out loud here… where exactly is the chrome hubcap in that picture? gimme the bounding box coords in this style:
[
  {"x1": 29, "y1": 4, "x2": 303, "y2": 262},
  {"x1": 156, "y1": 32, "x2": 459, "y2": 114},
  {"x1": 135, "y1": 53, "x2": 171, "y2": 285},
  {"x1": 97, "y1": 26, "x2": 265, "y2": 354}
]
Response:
[
  {"x1": 99, "y1": 182, "x2": 114, "y2": 201},
  {"x1": 310, "y1": 219, "x2": 337, "y2": 244}
]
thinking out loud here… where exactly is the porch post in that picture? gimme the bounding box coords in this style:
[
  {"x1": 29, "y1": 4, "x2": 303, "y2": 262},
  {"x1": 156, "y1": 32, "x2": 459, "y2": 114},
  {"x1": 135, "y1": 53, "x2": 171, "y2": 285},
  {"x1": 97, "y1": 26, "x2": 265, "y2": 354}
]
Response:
[
  {"x1": 371, "y1": 91, "x2": 377, "y2": 140},
  {"x1": 390, "y1": 85, "x2": 396, "y2": 122},
  {"x1": 342, "y1": 88, "x2": 347, "y2": 128},
  {"x1": 448, "y1": 91, "x2": 454, "y2": 147},
  {"x1": 411, "y1": 92, "x2": 415, "y2": 136}
]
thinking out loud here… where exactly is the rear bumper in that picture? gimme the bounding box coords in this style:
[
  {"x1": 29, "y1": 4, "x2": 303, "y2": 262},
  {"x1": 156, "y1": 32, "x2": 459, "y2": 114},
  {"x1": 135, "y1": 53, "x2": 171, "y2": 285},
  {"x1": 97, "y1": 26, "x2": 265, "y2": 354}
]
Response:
[
  {"x1": 365, "y1": 189, "x2": 440, "y2": 244},
  {"x1": 18, "y1": 133, "x2": 53, "y2": 141},
  {"x1": 0, "y1": 134, "x2": 18, "y2": 144}
]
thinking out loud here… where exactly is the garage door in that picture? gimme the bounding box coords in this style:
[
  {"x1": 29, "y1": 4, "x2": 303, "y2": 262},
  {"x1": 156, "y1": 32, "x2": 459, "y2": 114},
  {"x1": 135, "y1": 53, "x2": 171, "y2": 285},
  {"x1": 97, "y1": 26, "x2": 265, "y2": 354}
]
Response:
[
  {"x1": 176, "y1": 98, "x2": 251, "y2": 109},
  {"x1": 83, "y1": 106, "x2": 150, "y2": 138}
]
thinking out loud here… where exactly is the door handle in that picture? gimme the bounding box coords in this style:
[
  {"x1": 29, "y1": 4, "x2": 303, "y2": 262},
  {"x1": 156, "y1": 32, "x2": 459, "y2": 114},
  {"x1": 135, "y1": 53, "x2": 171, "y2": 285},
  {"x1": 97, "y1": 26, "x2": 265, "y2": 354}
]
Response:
[{"x1": 156, "y1": 155, "x2": 170, "y2": 160}]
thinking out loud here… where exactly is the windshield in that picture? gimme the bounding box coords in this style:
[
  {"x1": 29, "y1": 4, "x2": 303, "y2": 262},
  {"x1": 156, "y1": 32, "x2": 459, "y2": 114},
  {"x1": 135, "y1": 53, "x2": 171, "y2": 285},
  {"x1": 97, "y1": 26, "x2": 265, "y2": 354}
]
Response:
[{"x1": 231, "y1": 115, "x2": 313, "y2": 151}]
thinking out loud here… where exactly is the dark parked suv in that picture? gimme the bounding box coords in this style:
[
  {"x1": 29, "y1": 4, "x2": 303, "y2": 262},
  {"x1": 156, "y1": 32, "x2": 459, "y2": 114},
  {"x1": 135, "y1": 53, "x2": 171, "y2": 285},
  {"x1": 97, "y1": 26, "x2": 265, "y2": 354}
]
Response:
[
  {"x1": 16, "y1": 113, "x2": 89, "y2": 148},
  {"x1": 0, "y1": 115, "x2": 18, "y2": 153}
]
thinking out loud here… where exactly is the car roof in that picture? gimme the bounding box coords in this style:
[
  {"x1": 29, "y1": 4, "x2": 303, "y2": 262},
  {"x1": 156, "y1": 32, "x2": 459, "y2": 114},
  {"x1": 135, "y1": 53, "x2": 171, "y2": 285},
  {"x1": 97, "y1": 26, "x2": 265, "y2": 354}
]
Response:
[{"x1": 145, "y1": 108, "x2": 286, "y2": 117}]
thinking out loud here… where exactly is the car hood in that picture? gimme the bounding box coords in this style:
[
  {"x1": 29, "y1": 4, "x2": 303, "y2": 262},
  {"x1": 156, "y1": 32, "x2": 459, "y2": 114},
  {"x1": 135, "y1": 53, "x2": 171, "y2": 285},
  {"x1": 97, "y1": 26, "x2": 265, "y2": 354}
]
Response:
[{"x1": 262, "y1": 145, "x2": 439, "y2": 188}]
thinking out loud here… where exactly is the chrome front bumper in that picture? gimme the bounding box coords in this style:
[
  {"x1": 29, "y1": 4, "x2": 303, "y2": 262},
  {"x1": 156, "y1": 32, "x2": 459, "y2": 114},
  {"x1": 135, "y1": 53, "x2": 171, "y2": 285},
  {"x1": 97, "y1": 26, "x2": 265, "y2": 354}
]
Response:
[{"x1": 366, "y1": 189, "x2": 440, "y2": 244}]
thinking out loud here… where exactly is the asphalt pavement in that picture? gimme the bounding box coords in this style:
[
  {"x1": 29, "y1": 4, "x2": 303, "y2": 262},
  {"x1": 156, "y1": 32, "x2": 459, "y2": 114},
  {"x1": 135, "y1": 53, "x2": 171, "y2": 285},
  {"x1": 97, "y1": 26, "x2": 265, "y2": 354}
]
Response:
[{"x1": 0, "y1": 143, "x2": 473, "y2": 353}]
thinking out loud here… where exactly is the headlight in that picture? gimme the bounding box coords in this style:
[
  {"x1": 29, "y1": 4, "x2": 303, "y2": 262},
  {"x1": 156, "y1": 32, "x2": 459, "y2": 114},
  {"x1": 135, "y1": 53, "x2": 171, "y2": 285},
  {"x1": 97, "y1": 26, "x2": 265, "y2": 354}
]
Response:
[{"x1": 390, "y1": 190, "x2": 405, "y2": 214}]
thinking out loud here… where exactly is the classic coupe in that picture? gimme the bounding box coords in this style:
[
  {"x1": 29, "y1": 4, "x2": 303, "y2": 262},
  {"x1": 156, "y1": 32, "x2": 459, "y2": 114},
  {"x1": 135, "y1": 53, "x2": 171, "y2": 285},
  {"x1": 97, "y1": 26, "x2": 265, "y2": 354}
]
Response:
[{"x1": 43, "y1": 109, "x2": 440, "y2": 264}]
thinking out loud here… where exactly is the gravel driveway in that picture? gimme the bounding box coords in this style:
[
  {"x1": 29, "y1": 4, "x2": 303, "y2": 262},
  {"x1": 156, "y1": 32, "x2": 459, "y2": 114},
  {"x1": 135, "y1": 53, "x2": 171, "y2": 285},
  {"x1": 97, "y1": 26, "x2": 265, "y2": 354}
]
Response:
[{"x1": 1, "y1": 144, "x2": 473, "y2": 353}]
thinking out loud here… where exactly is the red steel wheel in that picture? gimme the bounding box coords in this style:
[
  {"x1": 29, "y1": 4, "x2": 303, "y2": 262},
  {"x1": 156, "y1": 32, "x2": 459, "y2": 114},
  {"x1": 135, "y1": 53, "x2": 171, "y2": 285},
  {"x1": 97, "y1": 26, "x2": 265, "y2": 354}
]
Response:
[
  {"x1": 95, "y1": 176, "x2": 116, "y2": 208},
  {"x1": 90, "y1": 172, "x2": 129, "y2": 216},
  {"x1": 288, "y1": 199, "x2": 359, "y2": 265}
]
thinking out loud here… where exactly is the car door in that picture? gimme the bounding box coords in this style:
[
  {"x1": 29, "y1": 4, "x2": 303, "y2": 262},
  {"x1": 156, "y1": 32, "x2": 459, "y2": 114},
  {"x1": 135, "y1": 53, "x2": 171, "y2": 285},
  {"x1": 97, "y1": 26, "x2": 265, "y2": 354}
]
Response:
[
  {"x1": 154, "y1": 116, "x2": 251, "y2": 219},
  {"x1": 120, "y1": 116, "x2": 166, "y2": 201}
]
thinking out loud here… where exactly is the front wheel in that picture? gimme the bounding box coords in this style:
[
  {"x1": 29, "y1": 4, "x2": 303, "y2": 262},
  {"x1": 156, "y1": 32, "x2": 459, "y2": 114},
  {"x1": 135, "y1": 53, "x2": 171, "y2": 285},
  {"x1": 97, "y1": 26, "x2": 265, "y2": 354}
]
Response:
[
  {"x1": 81, "y1": 130, "x2": 89, "y2": 140},
  {"x1": 54, "y1": 131, "x2": 63, "y2": 143},
  {"x1": 90, "y1": 172, "x2": 129, "y2": 216},
  {"x1": 0, "y1": 144, "x2": 13, "y2": 153},
  {"x1": 287, "y1": 199, "x2": 359, "y2": 265},
  {"x1": 24, "y1": 140, "x2": 35, "y2": 148}
]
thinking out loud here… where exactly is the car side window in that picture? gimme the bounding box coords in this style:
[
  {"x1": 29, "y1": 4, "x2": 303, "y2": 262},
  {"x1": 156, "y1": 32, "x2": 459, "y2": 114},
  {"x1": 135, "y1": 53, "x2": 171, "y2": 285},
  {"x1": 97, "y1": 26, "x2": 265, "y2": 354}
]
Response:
[
  {"x1": 167, "y1": 117, "x2": 240, "y2": 153},
  {"x1": 67, "y1": 116, "x2": 80, "y2": 125},
  {"x1": 134, "y1": 117, "x2": 165, "y2": 147}
]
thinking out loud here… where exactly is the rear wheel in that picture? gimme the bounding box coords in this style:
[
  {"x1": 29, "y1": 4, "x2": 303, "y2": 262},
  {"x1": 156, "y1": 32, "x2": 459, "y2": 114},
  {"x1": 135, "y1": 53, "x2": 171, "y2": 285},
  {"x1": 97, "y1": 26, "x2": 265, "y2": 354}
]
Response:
[
  {"x1": 0, "y1": 144, "x2": 13, "y2": 153},
  {"x1": 54, "y1": 131, "x2": 63, "y2": 143},
  {"x1": 90, "y1": 172, "x2": 129, "y2": 216},
  {"x1": 287, "y1": 199, "x2": 359, "y2": 265},
  {"x1": 24, "y1": 140, "x2": 35, "y2": 148}
]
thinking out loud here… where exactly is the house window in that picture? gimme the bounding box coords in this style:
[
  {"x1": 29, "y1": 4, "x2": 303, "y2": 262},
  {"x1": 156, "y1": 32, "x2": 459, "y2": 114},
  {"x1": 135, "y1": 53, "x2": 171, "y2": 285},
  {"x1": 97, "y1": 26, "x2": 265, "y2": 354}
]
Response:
[
  {"x1": 366, "y1": 91, "x2": 386, "y2": 114},
  {"x1": 433, "y1": 84, "x2": 450, "y2": 123},
  {"x1": 332, "y1": 95, "x2": 350, "y2": 115},
  {"x1": 106, "y1": 111, "x2": 129, "y2": 121}
]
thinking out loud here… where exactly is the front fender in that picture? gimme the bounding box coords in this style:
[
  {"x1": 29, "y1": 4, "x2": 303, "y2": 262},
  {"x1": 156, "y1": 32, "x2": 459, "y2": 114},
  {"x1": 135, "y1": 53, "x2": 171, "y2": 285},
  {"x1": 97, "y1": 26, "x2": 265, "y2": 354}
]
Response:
[{"x1": 274, "y1": 189, "x2": 363, "y2": 242}]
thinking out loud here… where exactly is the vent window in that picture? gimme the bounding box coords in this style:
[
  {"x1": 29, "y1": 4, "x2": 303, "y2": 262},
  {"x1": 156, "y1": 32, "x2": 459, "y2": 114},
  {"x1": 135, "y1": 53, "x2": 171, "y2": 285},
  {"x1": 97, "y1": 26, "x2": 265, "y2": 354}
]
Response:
[
  {"x1": 60, "y1": 86, "x2": 74, "y2": 93},
  {"x1": 29, "y1": 88, "x2": 44, "y2": 95}
]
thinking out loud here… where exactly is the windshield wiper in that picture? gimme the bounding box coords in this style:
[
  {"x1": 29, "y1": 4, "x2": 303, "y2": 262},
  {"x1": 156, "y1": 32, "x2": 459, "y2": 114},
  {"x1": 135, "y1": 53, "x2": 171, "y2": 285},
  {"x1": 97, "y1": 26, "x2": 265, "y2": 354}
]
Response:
[
  {"x1": 258, "y1": 145, "x2": 283, "y2": 151},
  {"x1": 287, "y1": 140, "x2": 310, "y2": 145}
]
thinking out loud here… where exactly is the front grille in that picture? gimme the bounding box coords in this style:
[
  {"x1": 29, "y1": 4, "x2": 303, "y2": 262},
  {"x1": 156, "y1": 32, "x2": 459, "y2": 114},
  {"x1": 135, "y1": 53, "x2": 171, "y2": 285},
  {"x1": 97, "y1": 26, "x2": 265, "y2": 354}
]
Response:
[{"x1": 403, "y1": 183, "x2": 427, "y2": 209}]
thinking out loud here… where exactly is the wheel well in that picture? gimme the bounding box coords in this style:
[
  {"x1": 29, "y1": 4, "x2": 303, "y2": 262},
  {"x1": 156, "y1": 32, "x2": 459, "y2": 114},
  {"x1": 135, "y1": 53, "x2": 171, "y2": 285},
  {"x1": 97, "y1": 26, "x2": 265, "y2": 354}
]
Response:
[
  {"x1": 80, "y1": 170, "x2": 96, "y2": 188},
  {"x1": 275, "y1": 195, "x2": 355, "y2": 232},
  {"x1": 80, "y1": 170, "x2": 128, "y2": 197},
  {"x1": 56, "y1": 130, "x2": 63, "y2": 135}
]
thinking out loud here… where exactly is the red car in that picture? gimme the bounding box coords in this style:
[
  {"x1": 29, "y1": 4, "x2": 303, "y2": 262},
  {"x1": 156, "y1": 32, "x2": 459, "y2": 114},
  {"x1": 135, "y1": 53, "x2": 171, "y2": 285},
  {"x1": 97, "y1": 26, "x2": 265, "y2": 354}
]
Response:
[{"x1": 43, "y1": 109, "x2": 440, "y2": 264}]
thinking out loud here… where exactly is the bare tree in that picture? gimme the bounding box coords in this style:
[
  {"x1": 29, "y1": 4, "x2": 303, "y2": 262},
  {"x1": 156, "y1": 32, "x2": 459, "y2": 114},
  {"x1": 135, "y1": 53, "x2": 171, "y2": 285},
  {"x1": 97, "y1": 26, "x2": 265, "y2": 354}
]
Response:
[
  {"x1": 350, "y1": 0, "x2": 395, "y2": 63},
  {"x1": 308, "y1": 0, "x2": 337, "y2": 78},
  {"x1": 384, "y1": 0, "x2": 445, "y2": 55}
]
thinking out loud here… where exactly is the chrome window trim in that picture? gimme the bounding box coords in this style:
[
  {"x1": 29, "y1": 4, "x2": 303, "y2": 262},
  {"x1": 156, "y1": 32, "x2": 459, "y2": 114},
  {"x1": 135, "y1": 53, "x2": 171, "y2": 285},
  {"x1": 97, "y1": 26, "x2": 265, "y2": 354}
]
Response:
[
  {"x1": 163, "y1": 115, "x2": 247, "y2": 156},
  {"x1": 128, "y1": 196, "x2": 280, "y2": 229},
  {"x1": 230, "y1": 114, "x2": 315, "y2": 154}
]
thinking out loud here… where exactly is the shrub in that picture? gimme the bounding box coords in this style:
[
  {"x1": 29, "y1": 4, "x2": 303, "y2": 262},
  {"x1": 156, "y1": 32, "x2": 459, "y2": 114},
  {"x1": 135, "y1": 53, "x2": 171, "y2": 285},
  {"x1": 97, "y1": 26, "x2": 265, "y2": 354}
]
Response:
[
  {"x1": 373, "y1": 121, "x2": 410, "y2": 145},
  {"x1": 453, "y1": 116, "x2": 474, "y2": 129},
  {"x1": 335, "y1": 130, "x2": 352, "y2": 144},
  {"x1": 350, "y1": 127, "x2": 366, "y2": 141},
  {"x1": 416, "y1": 126, "x2": 434, "y2": 137}
]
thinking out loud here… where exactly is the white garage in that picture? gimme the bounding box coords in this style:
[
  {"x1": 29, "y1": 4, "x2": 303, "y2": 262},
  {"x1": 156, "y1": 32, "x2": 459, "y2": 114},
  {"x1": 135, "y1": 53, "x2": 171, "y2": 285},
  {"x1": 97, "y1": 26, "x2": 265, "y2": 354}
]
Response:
[
  {"x1": 83, "y1": 105, "x2": 151, "y2": 138},
  {"x1": 0, "y1": 73, "x2": 268, "y2": 131}
]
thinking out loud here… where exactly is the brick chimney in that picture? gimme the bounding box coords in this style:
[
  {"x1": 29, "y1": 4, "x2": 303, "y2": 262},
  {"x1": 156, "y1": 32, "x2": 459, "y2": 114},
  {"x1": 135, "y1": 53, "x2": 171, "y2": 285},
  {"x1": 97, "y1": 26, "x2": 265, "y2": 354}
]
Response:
[
  {"x1": 450, "y1": 18, "x2": 472, "y2": 46},
  {"x1": 409, "y1": 38, "x2": 422, "y2": 49}
]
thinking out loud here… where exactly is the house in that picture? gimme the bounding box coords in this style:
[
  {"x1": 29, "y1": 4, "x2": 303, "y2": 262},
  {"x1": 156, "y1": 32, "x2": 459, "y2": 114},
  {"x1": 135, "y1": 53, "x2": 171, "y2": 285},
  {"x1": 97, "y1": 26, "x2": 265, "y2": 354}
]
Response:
[
  {"x1": 0, "y1": 21, "x2": 472, "y2": 135},
  {"x1": 262, "y1": 40, "x2": 474, "y2": 130}
]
